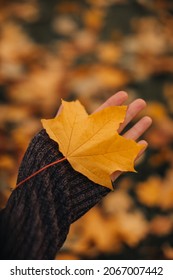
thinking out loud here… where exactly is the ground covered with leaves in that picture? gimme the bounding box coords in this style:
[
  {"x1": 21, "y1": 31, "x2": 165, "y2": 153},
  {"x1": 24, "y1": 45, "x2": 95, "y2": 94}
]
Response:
[{"x1": 0, "y1": 0, "x2": 173, "y2": 260}]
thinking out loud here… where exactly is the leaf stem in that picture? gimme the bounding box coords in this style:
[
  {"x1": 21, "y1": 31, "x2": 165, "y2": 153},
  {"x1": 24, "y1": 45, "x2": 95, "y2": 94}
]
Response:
[{"x1": 16, "y1": 157, "x2": 67, "y2": 188}]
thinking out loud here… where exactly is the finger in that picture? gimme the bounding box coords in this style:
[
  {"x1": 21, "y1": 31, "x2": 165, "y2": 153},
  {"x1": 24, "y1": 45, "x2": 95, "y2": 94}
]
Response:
[
  {"x1": 94, "y1": 91, "x2": 128, "y2": 113},
  {"x1": 56, "y1": 105, "x2": 62, "y2": 116},
  {"x1": 110, "y1": 139, "x2": 148, "y2": 183},
  {"x1": 56, "y1": 91, "x2": 128, "y2": 116},
  {"x1": 118, "y1": 98, "x2": 146, "y2": 133},
  {"x1": 110, "y1": 170, "x2": 122, "y2": 183},
  {"x1": 135, "y1": 139, "x2": 148, "y2": 159},
  {"x1": 123, "y1": 116, "x2": 152, "y2": 140},
  {"x1": 57, "y1": 91, "x2": 128, "y2": 116}
]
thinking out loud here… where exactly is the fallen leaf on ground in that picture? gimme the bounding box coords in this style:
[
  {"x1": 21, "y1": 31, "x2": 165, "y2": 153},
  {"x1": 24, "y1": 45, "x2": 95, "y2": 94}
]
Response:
[
  {"x1": 150, "y1": 215, "x2": 173, "y2": 236},
  {"x1": 136, "y1": 176, "x2": 162, "y2": 207}
]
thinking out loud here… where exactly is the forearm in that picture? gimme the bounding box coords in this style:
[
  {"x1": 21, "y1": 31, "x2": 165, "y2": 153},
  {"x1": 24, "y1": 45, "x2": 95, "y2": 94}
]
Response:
[{"x1": 0, "y1": 130, "x2": 110, "y2": 259}]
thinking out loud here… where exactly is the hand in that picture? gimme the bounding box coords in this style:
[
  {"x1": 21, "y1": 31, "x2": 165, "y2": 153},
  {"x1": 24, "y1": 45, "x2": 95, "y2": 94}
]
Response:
[
  {"x1": 94, "y1": 91, "x2": 152, "y2": 182},
  {"x1": 57, "y1": 91, "x2": 152, "y2": 183}
]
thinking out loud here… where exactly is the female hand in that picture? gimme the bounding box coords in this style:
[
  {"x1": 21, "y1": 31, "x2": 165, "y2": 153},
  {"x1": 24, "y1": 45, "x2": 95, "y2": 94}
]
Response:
[
  {"x1": 57, "y1": 91, "x2": 152, "y2": 183},
  {"x1": 94, "y1": 91, "x2": 152, "y2": 182}
]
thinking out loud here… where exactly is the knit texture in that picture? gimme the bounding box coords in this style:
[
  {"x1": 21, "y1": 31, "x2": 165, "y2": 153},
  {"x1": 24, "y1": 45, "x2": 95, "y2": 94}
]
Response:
[{"x1": 0, "y1": 130, "x2": 110, "y2": 259}]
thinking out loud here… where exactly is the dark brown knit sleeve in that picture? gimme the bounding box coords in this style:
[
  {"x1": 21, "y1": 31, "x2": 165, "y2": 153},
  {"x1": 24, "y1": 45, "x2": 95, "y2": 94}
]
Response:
[{"x1": 0, "y1": 130, "x2": 110, "y2": 260}]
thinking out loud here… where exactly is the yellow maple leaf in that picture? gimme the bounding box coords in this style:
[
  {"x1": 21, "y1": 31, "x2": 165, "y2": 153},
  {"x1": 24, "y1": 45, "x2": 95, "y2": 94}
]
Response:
[{"x1": 41, "y1": 100, "x2": 143, "y2": 189}]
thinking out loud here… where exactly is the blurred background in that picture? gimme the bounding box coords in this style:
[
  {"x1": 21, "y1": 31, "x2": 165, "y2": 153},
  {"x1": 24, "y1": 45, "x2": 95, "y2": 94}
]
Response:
[{"x1": 0, "y1": 0, "x2": 173, "y2": 260}]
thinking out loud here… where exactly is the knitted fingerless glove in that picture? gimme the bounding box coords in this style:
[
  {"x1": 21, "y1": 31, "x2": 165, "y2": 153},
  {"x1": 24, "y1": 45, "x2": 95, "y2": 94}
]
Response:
[{"x1": 0, "y1": 130, "x2": 110, "y2": 259}]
